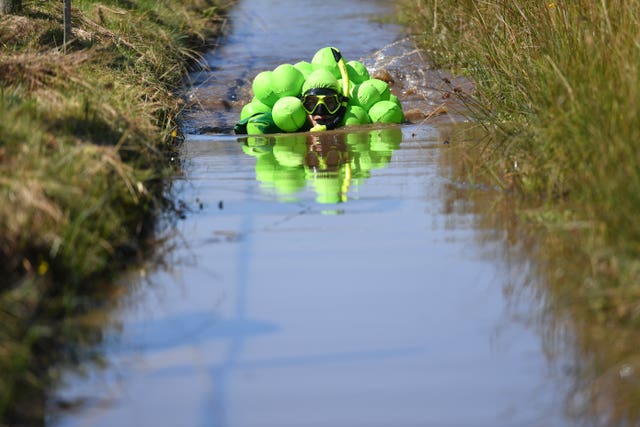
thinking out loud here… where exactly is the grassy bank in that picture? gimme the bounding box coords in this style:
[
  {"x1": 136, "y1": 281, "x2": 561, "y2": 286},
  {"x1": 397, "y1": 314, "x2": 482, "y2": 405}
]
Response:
[
  {"x1": 0, "y1": 0, "x2": 230, "y2": 423},
  {"x1": 398, "y1": 0, "x2": 640, "y2": 328},
  {"x1": 397, "y1": 0, "x2": 640, "y2": 423}
]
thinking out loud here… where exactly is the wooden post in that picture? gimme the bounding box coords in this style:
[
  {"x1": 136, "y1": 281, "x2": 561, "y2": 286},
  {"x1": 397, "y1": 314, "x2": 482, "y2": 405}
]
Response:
[
  {"x1": 0, "y1": 0, "x2": 22, "y2": 14},
  {"x1": 63, "y1": 0, "x2": 71, "y2": 52}
]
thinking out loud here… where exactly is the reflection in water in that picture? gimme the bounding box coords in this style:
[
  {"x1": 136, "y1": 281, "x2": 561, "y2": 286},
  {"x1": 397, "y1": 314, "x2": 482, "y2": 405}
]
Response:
[
  {"x1": 531, "y1": 234, "x2": 640, "y2": 427},
  {"x1": 40, "y1": 0, "x2": 640, "y2": 422},
  {"x1": 436, "y1": 124, "x2": 640, "y2": 427},
  {"x1": 238, "y1": 126, "x2": 402, "y2": 205},
  {"x1": 46, "y1": 124, "x2": 640, "y2": 427},
  {"x1": 51, "y1": 125, "x2": 573, "y2": 427}
]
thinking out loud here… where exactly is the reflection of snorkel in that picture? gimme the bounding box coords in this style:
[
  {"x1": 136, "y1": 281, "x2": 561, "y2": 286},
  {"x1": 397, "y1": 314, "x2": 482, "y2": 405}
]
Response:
[{"x1": 310, "y1": 47, "x2": 350, "y2": 132}]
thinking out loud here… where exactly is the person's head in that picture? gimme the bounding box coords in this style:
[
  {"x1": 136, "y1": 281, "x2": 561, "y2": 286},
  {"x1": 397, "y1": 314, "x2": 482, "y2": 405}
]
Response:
[
  {"x1": 301, "y1": 69, "x2": 347, "y2": 130},
  {"x1": 301, "y1": 87, "x2": 347, "y2": 129}
]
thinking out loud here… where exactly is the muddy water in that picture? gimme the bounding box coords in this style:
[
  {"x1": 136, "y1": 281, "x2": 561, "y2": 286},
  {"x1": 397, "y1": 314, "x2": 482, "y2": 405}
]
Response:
[{"x1": 49, "y1": 1, "x2": 584, "y2": 426}]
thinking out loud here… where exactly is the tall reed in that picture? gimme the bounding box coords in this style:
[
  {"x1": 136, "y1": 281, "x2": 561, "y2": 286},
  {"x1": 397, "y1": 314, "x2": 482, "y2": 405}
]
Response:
[
  {"x1": 399, "y1": 2, "x2": 640, "y2": 423},
  {"x1": 400, "y1": 0, "x2": 640, "y2": 289}
]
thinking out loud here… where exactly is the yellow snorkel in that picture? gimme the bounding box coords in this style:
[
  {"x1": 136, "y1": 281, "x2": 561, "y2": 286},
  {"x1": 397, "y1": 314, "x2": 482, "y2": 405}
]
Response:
[{"x1": 332, "y1": 47, "x2": 350, "y2": 103}]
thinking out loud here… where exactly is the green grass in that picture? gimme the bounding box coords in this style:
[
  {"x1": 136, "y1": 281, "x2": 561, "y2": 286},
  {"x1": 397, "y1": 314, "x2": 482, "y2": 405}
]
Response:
[
  {"x1": 399, "y1": 0, "x2": 640, "y2": 319},
  {"x1": 397, "y1": 0, "x2": 640, "y2": 423},
  {"x1": 1, "y1": 0, "x2": 229, "y2": 283},
  {"x1": 0, "y1": 0, "x2": 231, "y2": 423}
]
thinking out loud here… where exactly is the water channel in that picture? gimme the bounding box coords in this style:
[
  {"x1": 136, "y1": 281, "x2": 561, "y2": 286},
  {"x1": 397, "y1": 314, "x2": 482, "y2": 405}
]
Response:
[{"x1": 48, "y1": 0, "x2": 592, "y2": 426}]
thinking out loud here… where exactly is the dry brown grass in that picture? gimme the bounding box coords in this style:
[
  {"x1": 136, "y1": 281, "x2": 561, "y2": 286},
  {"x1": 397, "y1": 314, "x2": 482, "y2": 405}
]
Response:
[
  {"x1": 0, "y1": 50, "x2": 92, "y2": 91},
  {"x1": 0, "y1": 0, "x2": 232, "y2": 423}
]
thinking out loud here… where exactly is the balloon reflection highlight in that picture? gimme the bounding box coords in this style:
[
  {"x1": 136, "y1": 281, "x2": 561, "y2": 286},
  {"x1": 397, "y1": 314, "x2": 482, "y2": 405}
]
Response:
[{"x1": 238, "y1": 126, "x2": 402, "y2": 204}]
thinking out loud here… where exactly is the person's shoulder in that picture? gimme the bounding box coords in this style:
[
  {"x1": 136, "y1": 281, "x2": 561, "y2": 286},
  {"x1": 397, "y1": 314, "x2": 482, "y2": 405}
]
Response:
[{"x1": 235, "y1": 111, "x2": 280, "y2": 135}]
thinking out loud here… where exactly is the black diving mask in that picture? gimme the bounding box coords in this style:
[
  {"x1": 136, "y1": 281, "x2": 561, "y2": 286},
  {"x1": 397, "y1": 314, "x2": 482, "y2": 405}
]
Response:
[{"x1": 301, "y1": 88, "x2": 347, "y2": 129}]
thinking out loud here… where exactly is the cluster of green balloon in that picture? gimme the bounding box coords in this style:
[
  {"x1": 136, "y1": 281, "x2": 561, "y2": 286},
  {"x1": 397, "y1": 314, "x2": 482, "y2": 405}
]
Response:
[
  {"x1": 344, "y1": 127, "x2": 402, "y2": 183},
  {"x1": 240, "y1": 135, "x2": 307, "y2": 201},
  {"x1": 240, "y1": 126, "x2": 402, "y2": 204},
  {"x1": 239, "y1": 47, "x2": 405, "y2": 134}
]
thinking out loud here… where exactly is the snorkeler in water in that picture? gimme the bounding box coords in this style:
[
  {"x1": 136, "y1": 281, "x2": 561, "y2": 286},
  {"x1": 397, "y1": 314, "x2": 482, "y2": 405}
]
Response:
[{"x1": 234, "y1": 47, "x2": 404, "y2": 135}]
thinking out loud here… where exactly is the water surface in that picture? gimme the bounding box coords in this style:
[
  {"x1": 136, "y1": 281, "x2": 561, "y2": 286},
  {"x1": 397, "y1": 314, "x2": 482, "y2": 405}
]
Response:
[{"x1": 49, "y1": 1, "x2": 581, "y2": 426}]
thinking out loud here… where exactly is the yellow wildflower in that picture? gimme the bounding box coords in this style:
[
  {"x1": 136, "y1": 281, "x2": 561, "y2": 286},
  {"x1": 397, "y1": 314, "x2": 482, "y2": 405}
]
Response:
[{"x1": 38, "y1": 261, "x2": 49, "y2": 276}]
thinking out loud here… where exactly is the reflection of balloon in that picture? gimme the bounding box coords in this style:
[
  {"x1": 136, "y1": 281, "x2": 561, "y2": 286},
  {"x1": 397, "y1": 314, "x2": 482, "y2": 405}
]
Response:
[
  {"x1": 369, "y1": 127, "x2": 403, "y2": 169},
  {"x1": 272, "y1": 134, "x2": 307, "y2": 167},
  {"x1": 240, "y1": 126, "x2": 401, "y2": 205},
  {"x1": 344, "y1": 131, "x2": 369, "y2": 150},
  {"x1": 369, "y1": 127, "x2": 402, "y2": 151},
  {"x1": 254, "y1": 151, "x2": 279, "y2": 184},
  {"x1": 311, "y1": 174, "x2": 343, "y2": 204},
  {"x1": 273, "y1": 168, "x2": 306, "y2": 197},
  {"x1": 248, "y1": 135, "x2": 308, "y2": 199},
  {"x1": 345, "y1": 132, "x2": 372, "y2": 179},
  {"x1": 242, "y1": 136, "x2": 273, "y2": 156}
]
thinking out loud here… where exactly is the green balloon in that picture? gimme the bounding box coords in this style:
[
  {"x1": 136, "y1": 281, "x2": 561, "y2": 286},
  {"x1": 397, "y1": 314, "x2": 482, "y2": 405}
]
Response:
[
  {"x1": 369, "y1": 100, "x2": 404, "y2": 124},
  {"x1": 311, "y1": 46, "x2": 341, "y2": 79},
  {"x1": 352, "y1": 80, "x2": 381, "y2": 111},
  {"x1": 368, "y1": 78, "x2": 391, "y2": 102},
  {"x1": 302, "y1": 69, "x2": 341, "y2": 94},
  {"x1": 271, "y1": 63, "x2": 305, "y2": 98},
  {"x1": 293, "y1": 61, "x2": 314, "y2": 79},
  {"x1": 341, "y1": 105, "x2": 371, "y2": 126},
  {"x1": 240, "y1": 98, "x2": 272, "y2": 121},
  {"x1": 346, "y1": 60, "x2": 370, "y2": 84},
  {"x1": 252, "y1": 71, "x2": 279, "y2": 107},
  {"x1": 389, "y1": 93, "x2": 401, "y2": 106},
  {"x1": 272, "y1": 97, "x2": 307, "y2": 132}
]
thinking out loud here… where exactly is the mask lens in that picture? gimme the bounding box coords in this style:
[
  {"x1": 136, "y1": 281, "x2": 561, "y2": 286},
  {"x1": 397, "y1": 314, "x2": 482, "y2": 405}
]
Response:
[
  {"x1": 302, "y1": 95, "x2": 320, "y2": 113},
  {"x1": 323, "y1": 95, "x2": 340, "y2": 113}
]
